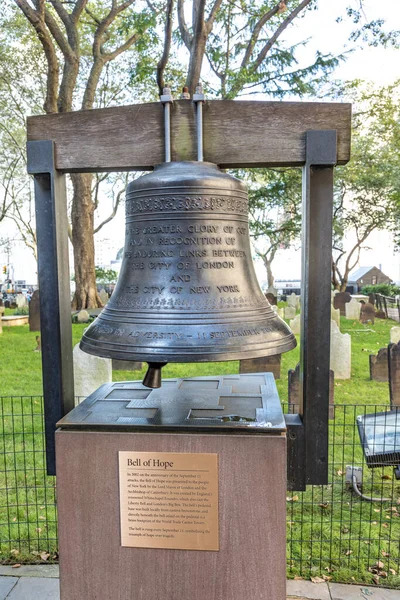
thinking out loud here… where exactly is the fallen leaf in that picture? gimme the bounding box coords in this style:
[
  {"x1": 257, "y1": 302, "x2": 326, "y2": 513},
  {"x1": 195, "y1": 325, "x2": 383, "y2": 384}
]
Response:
[
  {"x1": 337, "y1": 470, "x2": 344, "y2": 476},
  {"x1": 293, "y1": 576, "x2": 303, "y2": 580},
  {"x1": 372, "y1": 575, "x2": 380, "y2": 585},
  {"x1": 35, "y1": 528, "x2": 42, "y2": 533},
  {"x1": 376, "y1": 561, "x2": 385, "y2": 569},
  {"x1": 383, "y1": 523, "x2": 389, "y2": 528},
  {"x1": 40, "y1": 552, "x2": 50, "y2": 561},
  {"x1": 287, "y1": 495, "x2": 299, "y2": 502},
  {"x1": 381, "y1": 475, "x2": 392, "y2": 480},
  {"x1": 373, "y1": 508, "x2": 380, "y2": 513},
  {"x1": 12, "y1": 518, "x2": 17, "y2": 523},
  {"x1": 310, "y1": 576, "x2": 325, "y2": 584},
  {"x1": 341, "y1": 527, "x2": 349, "y2": 534},
  {"x1": 319, "y1": 503, "x2": 329, "y2": 509},
  {"x1": 389, "y1": 569, "x2": 397, "y2": 576},
  {"x1": 345, "y1": 550, "x2": 353, "y2": 556},
  {"x1": 12, "y1": 564, "x2": 21, "y2": 569},
  {"x1": 381, "y1": 551, "x2": 390, "y2": 557},
  {"x1": 10, "y1": 549, "x2": 19, "y2": 556},
  {"x1": 322, "y1": 575, "x2": 332, "y2": 581}
]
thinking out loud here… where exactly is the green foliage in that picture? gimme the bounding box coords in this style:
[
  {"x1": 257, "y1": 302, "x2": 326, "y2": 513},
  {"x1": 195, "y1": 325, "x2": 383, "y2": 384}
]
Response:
[
  {"x1": 95, "y1": 266, "x2": 118, "y2": 284},
  {"x1": 361, "y1": 284, "x2": 400, "y2": 298}
]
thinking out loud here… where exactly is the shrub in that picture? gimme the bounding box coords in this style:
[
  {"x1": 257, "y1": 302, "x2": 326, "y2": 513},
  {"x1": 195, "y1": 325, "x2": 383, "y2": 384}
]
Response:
[{"x1": 361, "y1": 283, "x2": 400, "y2": 297}]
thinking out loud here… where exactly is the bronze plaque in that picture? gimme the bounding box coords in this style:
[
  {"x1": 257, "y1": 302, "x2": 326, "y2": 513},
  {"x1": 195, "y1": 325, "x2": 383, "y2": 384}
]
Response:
[{"x1": 119, "y1": 451, "x2": 219, "y2": 551}]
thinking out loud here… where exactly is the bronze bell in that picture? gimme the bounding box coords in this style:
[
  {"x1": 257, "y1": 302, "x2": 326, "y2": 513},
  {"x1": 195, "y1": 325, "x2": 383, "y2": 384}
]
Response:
[{"x1": 80, "y1": 161, "x2": 296, "y2": 386}]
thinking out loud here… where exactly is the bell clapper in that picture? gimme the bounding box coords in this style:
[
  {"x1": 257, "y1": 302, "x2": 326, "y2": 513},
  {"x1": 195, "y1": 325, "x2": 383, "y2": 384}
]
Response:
[
  {"x1": 160, "y1": 86, "x2": 173, "y2": 162},
  {"x1": 143, "y1": 362, "x2": 168, "y2": 389},
  {"x1": 193, "y1": 82, "x2": 205, "y2": 162}
]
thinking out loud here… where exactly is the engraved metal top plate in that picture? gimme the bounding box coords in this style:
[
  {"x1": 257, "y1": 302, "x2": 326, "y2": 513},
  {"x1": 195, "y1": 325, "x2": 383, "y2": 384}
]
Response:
[{"x1": 57, "y1": 372, "x2": 285, "y2": 433}]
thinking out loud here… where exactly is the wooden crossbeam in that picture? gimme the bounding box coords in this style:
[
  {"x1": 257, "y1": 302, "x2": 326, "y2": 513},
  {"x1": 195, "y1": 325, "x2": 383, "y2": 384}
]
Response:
[{"x1": 27, "y1": 100, "x2": 351, "y2": 172}]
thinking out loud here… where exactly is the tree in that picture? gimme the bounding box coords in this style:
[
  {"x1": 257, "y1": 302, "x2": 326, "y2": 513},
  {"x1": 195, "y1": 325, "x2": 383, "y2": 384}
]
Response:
[
  {"x1": 12, "y1": 0, "x2": 161, "y2": 308},
  {"x1": 331, "y1": 81, "x2": 400, "y2": 291},
  {"x1": 243, "y1": 168, "x2": 302, "y2": 288}
]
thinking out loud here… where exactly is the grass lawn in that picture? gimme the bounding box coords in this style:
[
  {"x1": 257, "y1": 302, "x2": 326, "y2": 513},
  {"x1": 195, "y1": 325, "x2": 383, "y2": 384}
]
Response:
[{"x1": 0, "y1": 313, "x2": 399, "y2": 587}]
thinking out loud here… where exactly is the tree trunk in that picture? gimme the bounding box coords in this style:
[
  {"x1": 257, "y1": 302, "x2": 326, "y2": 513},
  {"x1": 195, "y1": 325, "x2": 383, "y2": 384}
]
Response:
[
  {"x1": 70, "y1": 173, "x2": 102, "y2": 309},
  {"x1": 262, "y1": 255, "x2": 275, "y2": 289}
]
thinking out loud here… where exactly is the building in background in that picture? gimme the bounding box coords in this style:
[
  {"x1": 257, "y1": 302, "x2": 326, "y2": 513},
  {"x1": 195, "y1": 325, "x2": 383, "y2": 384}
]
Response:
[{"x1": 347, "y1": 266, "x2": 392, "y2": 293}]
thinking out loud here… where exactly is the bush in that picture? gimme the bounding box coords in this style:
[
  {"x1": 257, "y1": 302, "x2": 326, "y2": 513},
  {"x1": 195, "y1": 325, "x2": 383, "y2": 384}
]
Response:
[{"x1": 361, "y1": 283, "x2": 400, "y2": 297}]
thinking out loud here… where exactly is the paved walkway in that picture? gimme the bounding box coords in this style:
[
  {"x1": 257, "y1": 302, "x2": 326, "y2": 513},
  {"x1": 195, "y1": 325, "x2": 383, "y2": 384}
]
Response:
[{"x1": 0, "y1": 566, "x2": 398, "y2": 599}]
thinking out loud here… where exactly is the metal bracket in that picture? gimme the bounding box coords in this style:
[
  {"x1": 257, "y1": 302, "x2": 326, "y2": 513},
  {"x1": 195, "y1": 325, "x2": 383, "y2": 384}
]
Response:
[{"x1": 27, "y1": 140, "x2": 74, "y2": 476}]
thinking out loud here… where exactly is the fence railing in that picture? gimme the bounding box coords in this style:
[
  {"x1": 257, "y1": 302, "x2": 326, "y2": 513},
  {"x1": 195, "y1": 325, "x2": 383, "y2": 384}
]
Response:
[
  {"x1": 0, "y1": 396, "x2": 399, "y2": 588},
  {"x1": 374, "y1": 294, "x2": 400, "y2": 322}
]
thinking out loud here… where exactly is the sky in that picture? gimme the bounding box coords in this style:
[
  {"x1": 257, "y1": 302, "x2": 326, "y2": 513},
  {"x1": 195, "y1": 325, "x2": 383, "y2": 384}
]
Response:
[{"x1": 1, "y1": 0, "x2": 400, "y2": 285}]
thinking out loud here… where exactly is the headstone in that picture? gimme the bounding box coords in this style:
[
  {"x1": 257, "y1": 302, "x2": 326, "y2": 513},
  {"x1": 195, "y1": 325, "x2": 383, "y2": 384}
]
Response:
[
  {"x1": 16, "y1": 293, "x2": 27, "y2": 309},
  {"x1": 99, "y1": 289, "x2": 109, "y2": 305},
  {"x1": 331, "y1": 305, "x2": 340, "y2": 328},
  {"x1": 390, "y1": 326, "x2": 400, "y2": 344},
  {"x1": 284, "y1": 306, "x2": 296, "y2": 320},
  {"x1": 265, "y1": 292, "x2": 277, "y2": 306},
  {"x1": 369, "y1": 348, "x2": 388, "y2": 382},
  {"x1": 389, "y1": 341, "x2": 400, "y2": 408},
  {"x1": 267, "y1": 285, "x2": 277, "y2": 296},
  {"x1": 4, "y1": 300, "x2": 10, "y2": 309},
  {"x1": 295, "y1": 295, "x2": 301, "y2": 311},
  {"x1": 289, "y1": 314, "x2": 301, "y2": 335},
  {"x1": 368, "y1": 294, "x2": 375, "y2": 306},
  {"x1": 287, "y1": 293, "x2": 297, "y2": 309},
  {"x1": 375, "y1": 310, "x2": 386, "y2": 319},
  {"x1": 29, "y1": 290, "x2": 41, "y2": 332},
  {"x1": 34, "y1": 336, "x2": 41, "y2": 353},
  {"x1": 239, "y1": 355, "x2": 281, "y2": 379},
  {"x1": 77, "y1": 309, "x2": 90, "y2": 323},
  {"x1": 278, "y1": 307, "x2": 285, "y2": 319},
  {"x1": 334, "y1": 291, "x2": 351, "y2": 316},
  {"x1": 360, "y1": 302, "x2": 375, "y2": 324},
  {"x1": 73, "y1": 343, "x2": 112, "y2": 404},
  {"x1": 0, "y1": 306, "x2": 4, "y2": 316},
  {"x1": 288, "y1": 363, "x2": 334, "y2": 419},
  {"x1": 10, "y1": 302, "x2": 17, "y2": 309},
  {"x1": 112, "y1": 359, "x2": 142, "y2": 371},
  {"x1": 330, "y1": 320, "x2": 351, "y2": 379},
  {"x1": 345, "y1": 298, "x2": 361, "y2": 320}
]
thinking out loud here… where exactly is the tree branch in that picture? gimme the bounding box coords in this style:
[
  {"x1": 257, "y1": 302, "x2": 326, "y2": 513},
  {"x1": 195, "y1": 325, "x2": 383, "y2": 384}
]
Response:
[
  {"x1": 252, "y1": 0, "x2": 312, "y2": 72},
  {"x1": 14, "y1": 0, "x2": 59, "y2": 113},
  {"x1": 241, "y1": 0, "x2": 286, "y2": 68},
  {"x1": 177, "y1": 0, "x2": 192, "y2": 49},
  {"x1": 157, "y1": 0, "x2": 174, "y2": 95}
]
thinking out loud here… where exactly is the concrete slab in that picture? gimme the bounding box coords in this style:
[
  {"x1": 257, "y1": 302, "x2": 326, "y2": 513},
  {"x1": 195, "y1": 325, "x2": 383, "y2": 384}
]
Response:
[
  {"x1": 0, "y1": 577, "x2": 17, "y2": 599},
  {"x1": 0, "y1": 565, "x2": 59, "y2": 578},
  {"x1": 329, "y1": 582, "x2": 400, "y2": 600},
  {"x1": 287, "y1": 579, "x2": 331, "y2": 600},
  {"x1": 7, "y1": 577, "x2": 60, "y2": 599}
]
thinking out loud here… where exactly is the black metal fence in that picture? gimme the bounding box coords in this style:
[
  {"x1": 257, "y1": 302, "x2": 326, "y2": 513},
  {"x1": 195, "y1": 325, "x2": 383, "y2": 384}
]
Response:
[{"x1": 0, "y1": 396, "x2": 399, "y2": 588}]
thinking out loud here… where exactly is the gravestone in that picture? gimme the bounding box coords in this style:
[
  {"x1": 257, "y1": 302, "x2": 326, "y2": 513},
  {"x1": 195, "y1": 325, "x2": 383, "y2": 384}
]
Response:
[
  {"x1": 331, "y1": 305, "x2": 340, "y2": 328},
  {"x1": 10, "y1": 302, "x2": 17, "y2": 309},
  {"x1": 360, "y1": 302, "x2": 375, "y2": 324},
  {"x1": 4, "y1": 300, "x2": 10, "y2": 309},
  {"x1": 345, "y1": 298, "x2": 361, "y2": 320},
  {"x1": 369, "y1": 347, "x2": 388, "y2": 382},
  {"x1": 265, "y1": 292, "x2": 277, "y2": 306},
  {"x1": 334, "y1": 291, "x2": 351, "y2": 316},
  {"x1": 112, "y1": 359, "x2": 142, "y2": 371},
  {"x1": 278, "y1": 307, "x2": 285, "y2": 319},
  {"x1": 73, "y1": 343, "x2": 112, "y2": 404},
  {"x1": 330, "y1": 320, "x2": 351, "y2": 379},
  {"x1": 284, "y1": 306, "x2": 296, "y2": 320},
  {"x1": 29, "y1": 290, "x2": 41, "y2": 332},
  {"x1": 287, "y1": 293, "x2": 297, "y2": 309},
  {"x1": 99, "y1": 289, "x2": 109, "y2": 305},
  {"x1": 375, "y1": 310, "x2": 386, "y2": 319},
  {"x1": 267, "y1": 285, "x2": 277, "y2": 296},
  {"x1": 239, "y1": 355, "x2": 281, "y2": 379},
  {"x1": 289, "y1": 314, "x2": 301, "y2": 335},
  {"x1": 368, "y1": 294, "x2": 375, "y2": 306},
  {"x1": 288, "y1": 363, "x2": 334, "y2": 419},
  {"x1": 0, "y1": 306, "x2": 4, "y2": 317},
  {"x1": 389, "y1": 341, "x2": 400, "y2": 407},
  {"x1": 390, "y1": 326, "x2": 400, "y2": 344},
  {"x1": 16, "y1": 293, "x2": 27, "y2": 309},
  {"x1": 77, "y1": 309, "x2": 90, "y2": 323},
  {"x1": 295, "y1": 295, "x2": 301, "y2": 311}
]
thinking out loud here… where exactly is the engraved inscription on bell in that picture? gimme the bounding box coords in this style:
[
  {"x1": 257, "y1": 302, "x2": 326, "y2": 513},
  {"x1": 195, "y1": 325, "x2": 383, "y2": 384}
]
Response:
[{"x1": 80, "y1": 162, "x2": 296, "y2": 363}]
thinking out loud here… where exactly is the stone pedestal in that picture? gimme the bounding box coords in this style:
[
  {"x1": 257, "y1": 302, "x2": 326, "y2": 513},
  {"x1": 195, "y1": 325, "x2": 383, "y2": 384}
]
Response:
[
  {"x1": 56, "y1": 375, "x2": 287, "y2": 600},
  {"x1": 56, "y1": 430, "x2": 286, "y2": 600}
]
